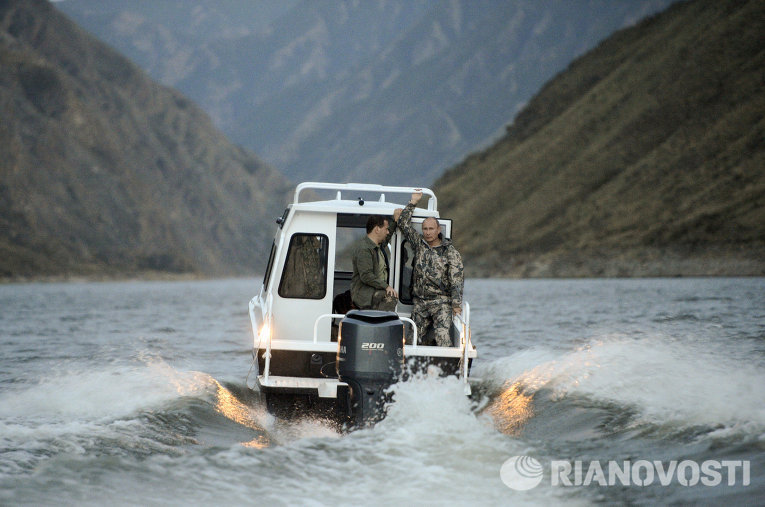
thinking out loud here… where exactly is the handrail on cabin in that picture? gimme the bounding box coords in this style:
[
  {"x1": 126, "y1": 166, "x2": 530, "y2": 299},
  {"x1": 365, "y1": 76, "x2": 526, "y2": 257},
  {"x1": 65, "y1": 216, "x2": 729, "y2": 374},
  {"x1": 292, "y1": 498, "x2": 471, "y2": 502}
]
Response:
[
  {"x1": 294, "y1": 182, "x2": 437, "y2": 212},
  {"x1": 312, "y1": 313, "x2": 418, "y2": 347},
  {"x1": 454, "y1": 301, "x2": 472, "y2": 395}
]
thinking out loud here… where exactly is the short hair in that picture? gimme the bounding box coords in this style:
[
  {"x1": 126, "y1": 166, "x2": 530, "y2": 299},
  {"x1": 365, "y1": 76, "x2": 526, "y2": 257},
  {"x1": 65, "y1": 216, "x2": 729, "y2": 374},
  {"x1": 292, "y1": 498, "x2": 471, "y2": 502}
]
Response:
[
  {"x1": 366, "y1": 215, "x2": 388, "y2": 233},
  {"x1": 422, "y1": 217, "x2": 440, "y2": 228}
]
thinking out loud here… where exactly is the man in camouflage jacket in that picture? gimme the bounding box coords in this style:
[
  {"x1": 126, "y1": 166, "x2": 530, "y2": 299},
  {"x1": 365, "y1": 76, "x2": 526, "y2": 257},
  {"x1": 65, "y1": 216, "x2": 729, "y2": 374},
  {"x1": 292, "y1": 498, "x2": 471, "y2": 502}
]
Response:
[{"x1": 398, "y1": 190, "x2": 464, "y2": 346}]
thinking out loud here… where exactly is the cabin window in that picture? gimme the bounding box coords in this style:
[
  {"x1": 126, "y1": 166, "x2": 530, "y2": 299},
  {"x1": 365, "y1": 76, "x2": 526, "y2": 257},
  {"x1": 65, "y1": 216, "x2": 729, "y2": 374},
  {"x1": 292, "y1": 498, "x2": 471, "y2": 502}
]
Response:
[
  {"x1": 278, "y1": 234, "x2": 329, "y2": 299},
  {"x1": 398, "y1": 239, "x2": 414, "y2": 304},
  {"x1": 334, "y1": 226, "x2": 359, "y2": 273}
]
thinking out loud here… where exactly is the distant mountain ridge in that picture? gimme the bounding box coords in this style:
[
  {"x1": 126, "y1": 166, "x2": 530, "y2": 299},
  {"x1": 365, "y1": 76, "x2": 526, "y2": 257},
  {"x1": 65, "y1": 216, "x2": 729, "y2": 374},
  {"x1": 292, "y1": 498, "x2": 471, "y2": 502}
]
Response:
[
  {"x1": 0, "y1": 0, "x2": 291, "y2": 280},
  {"x1": 5, "y1": 0, "x2": 759, "y2": 281},
  {"x1": 435, "y1": 0, "x2": 765, "y2": 277},
  {"x1": 57, "y1": 0, "x2": 675, "y2": 186}
]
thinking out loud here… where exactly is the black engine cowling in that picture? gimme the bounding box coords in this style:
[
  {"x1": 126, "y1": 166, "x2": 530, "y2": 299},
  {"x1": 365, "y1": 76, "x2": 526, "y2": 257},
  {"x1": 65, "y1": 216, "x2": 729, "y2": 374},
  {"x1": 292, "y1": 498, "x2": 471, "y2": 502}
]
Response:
[{"x1": 337, "y1": 310, "x2": 404, "y2": 426}]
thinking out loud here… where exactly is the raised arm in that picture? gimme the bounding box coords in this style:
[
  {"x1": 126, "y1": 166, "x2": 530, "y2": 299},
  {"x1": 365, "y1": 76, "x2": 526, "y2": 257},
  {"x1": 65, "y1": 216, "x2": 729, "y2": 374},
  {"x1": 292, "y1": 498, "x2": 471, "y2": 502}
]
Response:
[{"x1": 397, "y1": 191, "x2": 423, "y2": 245}]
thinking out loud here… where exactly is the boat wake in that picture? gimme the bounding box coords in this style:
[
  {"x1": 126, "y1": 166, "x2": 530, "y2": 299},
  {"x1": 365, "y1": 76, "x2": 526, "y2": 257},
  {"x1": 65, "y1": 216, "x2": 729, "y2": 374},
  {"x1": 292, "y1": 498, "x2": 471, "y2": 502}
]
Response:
[
  {"x1": 0, "y1": 352, "x2": 354, "y2": 474},
  {"x1": 475, "y1": 333, "x2": 765, "y2": 444},
  {"x1": 4, "y1": 336, "x2": 760, "y2": 505}
]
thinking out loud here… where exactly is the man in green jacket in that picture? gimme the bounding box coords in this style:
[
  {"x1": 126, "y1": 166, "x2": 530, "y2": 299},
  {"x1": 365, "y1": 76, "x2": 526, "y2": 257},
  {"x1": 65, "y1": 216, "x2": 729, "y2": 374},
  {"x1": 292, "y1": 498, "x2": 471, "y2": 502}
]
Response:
[{"x1": 350, "y1": 213, "x2": 401, "y2": 311}]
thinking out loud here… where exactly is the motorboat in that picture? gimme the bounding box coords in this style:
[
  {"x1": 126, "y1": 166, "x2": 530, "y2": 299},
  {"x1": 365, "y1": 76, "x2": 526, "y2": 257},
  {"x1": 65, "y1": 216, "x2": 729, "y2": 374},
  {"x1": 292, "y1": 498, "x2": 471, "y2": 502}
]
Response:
[{"x1": 248, "y1": 182, "x2": 477, "y2": 426}]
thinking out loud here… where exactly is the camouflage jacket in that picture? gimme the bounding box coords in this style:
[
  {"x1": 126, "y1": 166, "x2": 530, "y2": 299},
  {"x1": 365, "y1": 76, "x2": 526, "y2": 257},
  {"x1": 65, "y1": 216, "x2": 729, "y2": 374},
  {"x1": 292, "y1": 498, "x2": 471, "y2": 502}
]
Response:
[{"x1": 398, "y1": 203, "x2": 464, "y2": 308}]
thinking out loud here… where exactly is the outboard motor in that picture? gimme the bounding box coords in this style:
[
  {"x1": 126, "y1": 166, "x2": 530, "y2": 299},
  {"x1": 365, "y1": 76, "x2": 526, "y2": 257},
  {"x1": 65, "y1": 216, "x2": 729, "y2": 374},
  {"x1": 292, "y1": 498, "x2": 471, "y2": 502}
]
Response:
[{"x1": 337, "y1": 310, "x2": 404, "y2": 426}]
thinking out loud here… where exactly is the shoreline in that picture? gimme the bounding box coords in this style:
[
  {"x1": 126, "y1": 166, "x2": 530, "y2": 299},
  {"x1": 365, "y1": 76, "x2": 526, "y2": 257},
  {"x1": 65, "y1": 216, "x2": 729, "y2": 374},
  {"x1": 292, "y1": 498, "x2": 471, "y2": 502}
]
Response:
[
  {"x1": 3, "y1": 270, "x2": 763, "y2": 285},
  {"x1": 0, "y1": 272, "x2": 253, "y2": 285},
  {"x1": 466, "y1": 249, "x2": 765, "y2": 279}
]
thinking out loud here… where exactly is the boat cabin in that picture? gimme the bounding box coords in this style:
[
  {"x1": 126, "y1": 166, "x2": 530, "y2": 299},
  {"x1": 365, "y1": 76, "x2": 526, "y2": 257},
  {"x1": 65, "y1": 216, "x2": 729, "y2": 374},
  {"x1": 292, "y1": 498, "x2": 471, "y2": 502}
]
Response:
[{"x1": 249, "y1": 182, "x2": 476, "y2": 404}]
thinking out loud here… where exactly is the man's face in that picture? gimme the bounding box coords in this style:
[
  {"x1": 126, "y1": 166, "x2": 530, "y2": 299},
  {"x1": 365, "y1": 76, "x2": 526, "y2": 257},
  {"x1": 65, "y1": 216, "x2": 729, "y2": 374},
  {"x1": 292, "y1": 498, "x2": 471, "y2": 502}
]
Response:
[
  {"x1": 421, "y1": 218, "x2": 440, "y2": 244},
  {"x1": 374, "y1": 220, "x2": 390, "y2": 244}
]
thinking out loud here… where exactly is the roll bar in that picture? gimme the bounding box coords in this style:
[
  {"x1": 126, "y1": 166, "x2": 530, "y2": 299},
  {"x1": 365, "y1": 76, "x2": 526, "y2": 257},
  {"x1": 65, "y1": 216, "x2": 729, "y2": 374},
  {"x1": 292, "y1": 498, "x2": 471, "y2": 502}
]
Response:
[{"x1": 294, "y1": 182, "x2": 438, "y2": 212}]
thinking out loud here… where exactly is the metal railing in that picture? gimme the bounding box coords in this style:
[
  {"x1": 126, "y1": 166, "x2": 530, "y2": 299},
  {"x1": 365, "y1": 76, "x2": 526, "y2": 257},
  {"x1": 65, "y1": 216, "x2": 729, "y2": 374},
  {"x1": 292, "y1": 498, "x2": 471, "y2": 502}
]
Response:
[
  {"x1": 313, "y1": 313, "x2": 345, "y2": 343},
  {"x1": 312, "y1": 313, "x2": 418, "y2": 346},
  {"x1": 253, "y1": 296, "x2": 469, "y2": 392},
  {"x1": 293, "y1": 182, "x2": 438, "y2": 211},
  {"x1": 249, "y1": 293, "x2": 274, "y2": 382},
  {"x1": 454, "y1": 301, "x2": 472, "y2": 394}
]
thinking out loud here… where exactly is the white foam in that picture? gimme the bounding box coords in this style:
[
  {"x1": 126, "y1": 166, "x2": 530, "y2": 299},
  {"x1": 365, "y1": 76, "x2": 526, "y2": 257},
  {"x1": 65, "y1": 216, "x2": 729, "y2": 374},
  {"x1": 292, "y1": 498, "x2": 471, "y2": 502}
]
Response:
[
  {"x1": 263, "y1": 415, "x2": 341, "y2": 444},
  {"x1": 254, "y1": 376, "x2": 569, "y2": 506},
  {"x1": 483, "y1": 334, "x2": 765, "y2": 431},
  {"x1": 0, "y1": 356, "x2": 214, "y2": 421}
]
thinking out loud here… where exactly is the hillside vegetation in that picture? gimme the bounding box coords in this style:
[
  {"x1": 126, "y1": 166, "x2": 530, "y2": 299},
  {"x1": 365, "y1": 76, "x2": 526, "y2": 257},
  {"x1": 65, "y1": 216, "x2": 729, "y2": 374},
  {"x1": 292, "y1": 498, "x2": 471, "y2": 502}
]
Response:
[
  {"x1": 0, "y1": 0, "x2": 290, "y2": 280},
  {"x1": 436, "y1": 0, "x2": 764, "y2": 277}
]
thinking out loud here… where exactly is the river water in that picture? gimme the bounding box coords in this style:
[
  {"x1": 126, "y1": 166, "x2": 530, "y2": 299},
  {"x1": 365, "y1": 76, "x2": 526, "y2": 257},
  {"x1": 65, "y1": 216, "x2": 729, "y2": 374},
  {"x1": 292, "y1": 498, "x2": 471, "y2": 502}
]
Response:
[{"x1": 1, "y1": 277, "x2": 763, "y2": 505}]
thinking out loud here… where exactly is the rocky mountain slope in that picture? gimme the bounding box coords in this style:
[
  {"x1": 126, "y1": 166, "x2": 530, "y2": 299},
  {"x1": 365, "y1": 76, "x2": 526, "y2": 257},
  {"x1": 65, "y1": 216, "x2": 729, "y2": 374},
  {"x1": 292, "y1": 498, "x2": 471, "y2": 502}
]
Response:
[
  {"x1": 0, "y1": 0, "x2": 291, "y2": 280},
  {"x1": 57, "y1": 0, "x2": 674, "y2": 186},
  {"x1": 435, "y1": 0, "x2": 765, "y2": 277}
]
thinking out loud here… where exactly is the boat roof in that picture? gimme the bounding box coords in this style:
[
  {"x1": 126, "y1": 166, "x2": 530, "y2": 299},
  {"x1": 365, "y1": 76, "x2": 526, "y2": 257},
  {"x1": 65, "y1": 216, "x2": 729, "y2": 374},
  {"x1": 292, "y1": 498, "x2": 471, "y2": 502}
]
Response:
[{"x1": 290, "y1": 182, "x2": 440, "y2": 217}]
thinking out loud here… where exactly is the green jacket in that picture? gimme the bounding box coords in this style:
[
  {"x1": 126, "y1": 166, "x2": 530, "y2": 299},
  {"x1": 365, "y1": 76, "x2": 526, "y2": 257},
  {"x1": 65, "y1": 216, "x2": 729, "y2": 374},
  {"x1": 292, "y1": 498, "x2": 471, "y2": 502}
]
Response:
[{"x1": 350, "y1": 221, "x2": 397, "y2": 308}]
